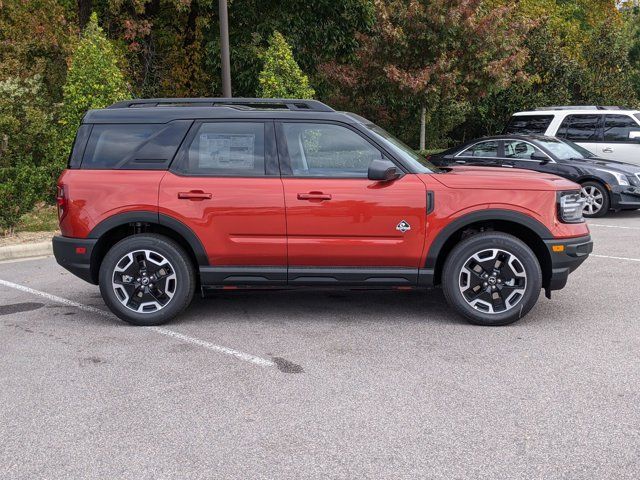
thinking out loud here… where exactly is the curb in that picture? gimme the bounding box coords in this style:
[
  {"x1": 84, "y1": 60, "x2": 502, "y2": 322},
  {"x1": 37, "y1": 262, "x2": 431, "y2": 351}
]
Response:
[{"x1": 0, "y1": 242, "x2": 53, "y2": 262}]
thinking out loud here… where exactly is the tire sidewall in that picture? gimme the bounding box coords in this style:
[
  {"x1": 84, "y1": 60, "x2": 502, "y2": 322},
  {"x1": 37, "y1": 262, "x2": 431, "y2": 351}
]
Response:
[
  {"x1": 99, "y1": 234, "x2": 195, "y2": 326},
  {"x1": 442, "y1": 233, "x2": 542, "y2": 326}
]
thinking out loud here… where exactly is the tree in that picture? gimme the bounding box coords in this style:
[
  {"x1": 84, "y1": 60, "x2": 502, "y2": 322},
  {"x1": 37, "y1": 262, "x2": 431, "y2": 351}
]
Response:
[
  {"x1": 59, "y1": 12, "x2": 129, "y2": 152},
  {"x1": 0, "y1": 0, "x2": 74, "y2": 102},
  {"x1": 258, "y1": 32, "x2": 315, "y2": 98},
  {"x1": 321, "y1": 0, "x2": 531, "y2": 148}
]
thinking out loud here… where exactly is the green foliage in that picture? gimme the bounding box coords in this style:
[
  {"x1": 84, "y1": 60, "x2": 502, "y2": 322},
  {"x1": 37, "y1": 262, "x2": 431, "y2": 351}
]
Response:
[
  {"x1": 0, "y1": 76, "x2": 60, "y2": 232},
  {"x1": 463, "y1": 0, "x2": 640, "y2": 140},
  {"x1": 258, "y1": 32, "x2": 315, "y2": 99},
  {"x1": 60, "y1": 12, "x2": 129, "y2": 151},
  {"x1": 0, "y1": 163, "x2": 52, "y2": 235},
  {"x1": 624, "y1": 4, "x2": 640, "y2": 99},
  {"x1": 321, "y1": 0, "x2": 531, "y2": 146},
  {"x1": 0, "y1": 0, "x2": 74, "y2": 102}
]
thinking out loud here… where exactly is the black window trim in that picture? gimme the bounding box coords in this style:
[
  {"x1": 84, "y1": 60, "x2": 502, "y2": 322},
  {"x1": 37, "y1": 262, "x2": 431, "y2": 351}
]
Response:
[
  {"x1": 170, "y1": 119, "x2": 279, "y2": 178},
  {"x1": 274, "y1": 119, "x2": 407, "y2": 180},
  {"x1": 68, "y1": 124, "x2": 93, "y2": 169},
  {"x1": 602, "y1": 114, "x2": 640, "y2": 144}
]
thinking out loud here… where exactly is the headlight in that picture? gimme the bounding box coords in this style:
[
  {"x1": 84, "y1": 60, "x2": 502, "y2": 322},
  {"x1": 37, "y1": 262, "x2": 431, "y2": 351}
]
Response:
[
  {"x1": 594, "y1": 168, "x2": 630, "y2": 186},
  {"x1": 557, "y1": 191, "x2": 585, "y2": 223}
]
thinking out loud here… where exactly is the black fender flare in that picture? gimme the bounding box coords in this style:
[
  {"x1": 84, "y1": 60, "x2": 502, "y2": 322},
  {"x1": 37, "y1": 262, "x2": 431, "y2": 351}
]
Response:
[
  {"x1": 88, "y1": 210, "x2": 209, "y2": 265},
  {"x1": 424, "y1": 208, "x2": 553, "y2": 270}
]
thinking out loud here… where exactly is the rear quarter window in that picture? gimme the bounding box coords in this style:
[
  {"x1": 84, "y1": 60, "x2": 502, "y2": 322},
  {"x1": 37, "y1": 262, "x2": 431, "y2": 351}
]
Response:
[
  {"x1": 81, "y1": 121, "x2": 192, "y2": 170},
  {"x1": 505, "y1": 115, "x2": 554, "y2": 134}
]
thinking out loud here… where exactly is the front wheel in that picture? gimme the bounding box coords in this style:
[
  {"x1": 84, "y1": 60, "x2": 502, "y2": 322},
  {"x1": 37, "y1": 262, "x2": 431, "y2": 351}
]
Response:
[
  {"x1": 580, "y1": 181, "x2": 610, "y2": 218},
  {"x1": 442, "y1": 232, "x2": 542, "y2": 326},
  {"x1": 99, "y1": 234, "x2": 195, "y2": 326}
]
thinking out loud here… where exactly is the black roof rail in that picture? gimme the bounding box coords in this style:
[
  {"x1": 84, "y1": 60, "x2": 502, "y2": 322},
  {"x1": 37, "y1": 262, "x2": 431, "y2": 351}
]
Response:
[
  {"x1": 107, "y1": 97, "x2": 335, "y2": 112},
  {"x1": 533, "y1": 105, "x2": 624, "y2": 111}
]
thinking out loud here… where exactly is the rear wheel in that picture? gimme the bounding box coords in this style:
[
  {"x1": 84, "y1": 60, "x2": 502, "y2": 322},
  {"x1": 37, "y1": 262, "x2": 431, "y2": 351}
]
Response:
[
  {"x1": 580, "y1": 181, "x2": 609, "y2": 218},
  {"x1": 442, "y1": 232, "x2": 542, "y2": 326},
  {"x1": 99, "y1": 234, "x2": 195, "y2": 326}
]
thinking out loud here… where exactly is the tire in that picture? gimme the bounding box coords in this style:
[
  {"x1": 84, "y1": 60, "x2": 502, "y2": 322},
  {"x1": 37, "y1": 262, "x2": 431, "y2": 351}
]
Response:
[
  {"x1": 442, "y1": 232, "x2": 542, "y2": 326},
  {"x1": 580, "y1": 181, "x2": 610, "y2": 218},
  {"x1": 99, "y1": 234, "x2": 195, "y2": 326}
]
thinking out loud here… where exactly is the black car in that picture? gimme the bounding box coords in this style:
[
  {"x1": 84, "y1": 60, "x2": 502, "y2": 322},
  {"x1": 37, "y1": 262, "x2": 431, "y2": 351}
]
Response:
[{"x1": 429, "y1": 135, "x2": 640, "y2": 217}]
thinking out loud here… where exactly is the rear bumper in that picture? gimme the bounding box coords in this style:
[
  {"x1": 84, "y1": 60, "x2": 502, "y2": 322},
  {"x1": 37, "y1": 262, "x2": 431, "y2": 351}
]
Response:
[
  {"x1": 52, "y1": 236, "x2": 98, "y2": 284},
  {"x1": 544, "y1": 235, "x2": 593, "y2": 291}
]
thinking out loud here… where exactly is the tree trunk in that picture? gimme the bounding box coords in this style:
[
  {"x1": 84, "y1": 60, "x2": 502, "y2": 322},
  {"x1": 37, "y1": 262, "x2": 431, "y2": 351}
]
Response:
[
  {"x1": 419, "y1": 106, "x2": 426, "y2": 151},
  {"x1": 77, "y1": 0, "x2": 92, "y2": 30}
]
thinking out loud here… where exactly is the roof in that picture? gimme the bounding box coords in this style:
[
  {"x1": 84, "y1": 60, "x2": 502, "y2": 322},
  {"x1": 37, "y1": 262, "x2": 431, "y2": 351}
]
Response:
[
  {"x1": 83, "y1": 97, "x2": 362, "y2": 124},
  {"x1": 460, "y1": 134, "x2": 560, "y2": 143},
  {"x1": 513, "y1": 107, "x2": 640, "y2": 116}
]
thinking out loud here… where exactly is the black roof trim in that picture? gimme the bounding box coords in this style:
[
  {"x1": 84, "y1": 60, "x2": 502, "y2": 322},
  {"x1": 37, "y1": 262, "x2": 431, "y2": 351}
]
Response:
[{"x1": 108, "y1": 97, "x2": 335, "y2": 112}]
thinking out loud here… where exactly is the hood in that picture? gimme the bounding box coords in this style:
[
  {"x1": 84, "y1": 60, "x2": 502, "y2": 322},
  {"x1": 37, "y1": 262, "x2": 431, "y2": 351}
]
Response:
[
  {"x1": 432, "y1": 166, "x2": 579, "y2": 191},
  {"x1": 566, "y1": 157, "x2": 640, "y2": 175}
]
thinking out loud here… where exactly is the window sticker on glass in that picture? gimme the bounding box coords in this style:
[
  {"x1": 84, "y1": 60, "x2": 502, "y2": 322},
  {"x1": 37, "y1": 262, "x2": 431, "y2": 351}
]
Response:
[{"x1": 198, "y1": 133, "x2": 256, "y2": 169}]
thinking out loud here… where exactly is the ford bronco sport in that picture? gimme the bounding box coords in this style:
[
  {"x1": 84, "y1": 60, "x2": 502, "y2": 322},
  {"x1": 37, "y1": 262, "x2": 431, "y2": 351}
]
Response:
[{"x1": 53, "y1": 98, "x2": 593, "y2": 327}]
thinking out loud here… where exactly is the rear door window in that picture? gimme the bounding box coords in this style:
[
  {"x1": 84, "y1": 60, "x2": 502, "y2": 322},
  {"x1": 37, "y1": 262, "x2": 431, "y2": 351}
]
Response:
[
  {"x1": 458, "y1": 141, "x2": 500, "y2": 158},
  {"x1": 505, "y1": 115, "x2": 553, "y2": 134},
  {"x1": 503, "y1": 140, "x2": 545, "y2": 160},
  {"x1": 603, "y1": 115, "x2": 640, "y2": 142},
  {"x1": 557, "y1": 115, "x2": 603, "y2": 142},
  {"x1": 180, "y1": 122, "x2": 266, "y2": 176}
]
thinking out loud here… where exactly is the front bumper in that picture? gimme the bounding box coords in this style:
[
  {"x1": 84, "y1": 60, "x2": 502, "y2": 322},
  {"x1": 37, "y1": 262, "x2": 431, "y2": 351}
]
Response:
[
  {"x1": 610, "y1": 185, "x2": 640, "y2": 210},
  {"x1": 544, "y1": 234, "x2": 593, "y2": 292},
  {"x1": 52, "y1": 236, "x2": 98, "y2": 284}
]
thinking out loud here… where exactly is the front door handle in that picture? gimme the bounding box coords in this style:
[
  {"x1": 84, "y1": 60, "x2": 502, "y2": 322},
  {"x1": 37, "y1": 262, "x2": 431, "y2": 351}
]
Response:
[
  {"x1": 602, "y1": 147, "x2": 614, "y2": 153},
  {"x1": 178, "y1": 190, "x2": 212, "y2": 200},
  {"x1": 297, "y1": 192, "x2": 332, "y2": 201},
  {"x1": 455, "y1": 160, "x2": 466, "y2": 164}
]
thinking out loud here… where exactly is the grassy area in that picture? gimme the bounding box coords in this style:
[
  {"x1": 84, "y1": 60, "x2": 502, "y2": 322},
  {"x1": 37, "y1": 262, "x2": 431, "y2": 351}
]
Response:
[{"x1": 16, "y1": 203, "x2": 59, "y2": 233}]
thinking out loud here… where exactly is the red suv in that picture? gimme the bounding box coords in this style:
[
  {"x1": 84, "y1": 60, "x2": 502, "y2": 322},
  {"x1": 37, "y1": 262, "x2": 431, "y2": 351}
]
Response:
[{"x1": 53, "y1": 98, "x2": 593, "y2": 326}]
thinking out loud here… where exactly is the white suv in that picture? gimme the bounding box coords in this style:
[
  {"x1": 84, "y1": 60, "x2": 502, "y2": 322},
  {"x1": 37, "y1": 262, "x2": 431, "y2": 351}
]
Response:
[{"x1": 507, "y1": 107, "x2": 640, "y2": 165}]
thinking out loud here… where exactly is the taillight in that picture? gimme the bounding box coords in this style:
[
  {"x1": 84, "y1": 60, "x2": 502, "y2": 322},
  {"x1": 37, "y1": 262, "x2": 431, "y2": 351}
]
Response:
[{"x1": 56, "y1": 185, "x2": 67, "y2": 221}]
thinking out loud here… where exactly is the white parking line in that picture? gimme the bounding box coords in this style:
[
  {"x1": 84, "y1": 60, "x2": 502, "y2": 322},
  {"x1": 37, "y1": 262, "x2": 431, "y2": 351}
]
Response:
[
  {"x1": 591, "y1": 254, "x2": 640, "y2": 263},
  {"x1": 0, "y1": 278, "x2": 275, "y2": 368},
  {"x1": 589, "y1": 223, "x2": 640, "y2": 230}
]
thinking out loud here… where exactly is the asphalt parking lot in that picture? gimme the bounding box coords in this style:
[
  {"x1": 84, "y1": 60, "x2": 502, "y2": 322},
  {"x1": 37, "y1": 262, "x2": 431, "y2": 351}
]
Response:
[{"x1": 1, "y1": 212, "x2": 639, "y2": 480}]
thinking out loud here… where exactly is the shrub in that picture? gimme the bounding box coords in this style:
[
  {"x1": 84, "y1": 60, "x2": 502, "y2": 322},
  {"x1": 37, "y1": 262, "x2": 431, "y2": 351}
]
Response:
[
  {"x1": 59, "y1": 12, "x2": 129, "y2": 155},
  {"x1": 0, "y1": 164, "x2": 51, "y2": 235},
  {"x1": 258, "y1": 31, "x2": 315, "y2": 99}
]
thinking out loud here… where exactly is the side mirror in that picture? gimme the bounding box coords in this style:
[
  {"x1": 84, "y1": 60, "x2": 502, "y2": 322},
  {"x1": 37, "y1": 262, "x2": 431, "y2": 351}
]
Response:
[
  {"x1": 531, "y1": 153, "x2": 550, "y2": 164},
  {"x1": 368, "y1": 159, "x2": 401, "y2": 181},
  {"x1": 629, "y1": 131, "x2": 640, "y2": 143}
]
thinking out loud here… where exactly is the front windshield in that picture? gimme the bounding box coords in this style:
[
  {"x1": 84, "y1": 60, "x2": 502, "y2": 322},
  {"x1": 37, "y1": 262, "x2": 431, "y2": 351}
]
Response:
[
  {"x1": 536, "y1": 138, "x2": 595, "y2": 160},
  {"x1": 364, "y1": 124, "x2": 437, "y2": 173}
]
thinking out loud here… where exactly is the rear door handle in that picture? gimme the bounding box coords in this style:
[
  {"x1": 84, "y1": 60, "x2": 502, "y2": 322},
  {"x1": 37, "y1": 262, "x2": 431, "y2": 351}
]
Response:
[
  {"x1": 178, "y1": 190, "x2": 212, "y2": 200},
  {"x1": 297, "y1": 192, "x2": 332, "y2": 201},
  {"x1": 455, "y1": 160, "x2": 466, "y2": 164},
  {"x1": 602, "y1": 147, "x2": 614, "y2": 153}
]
